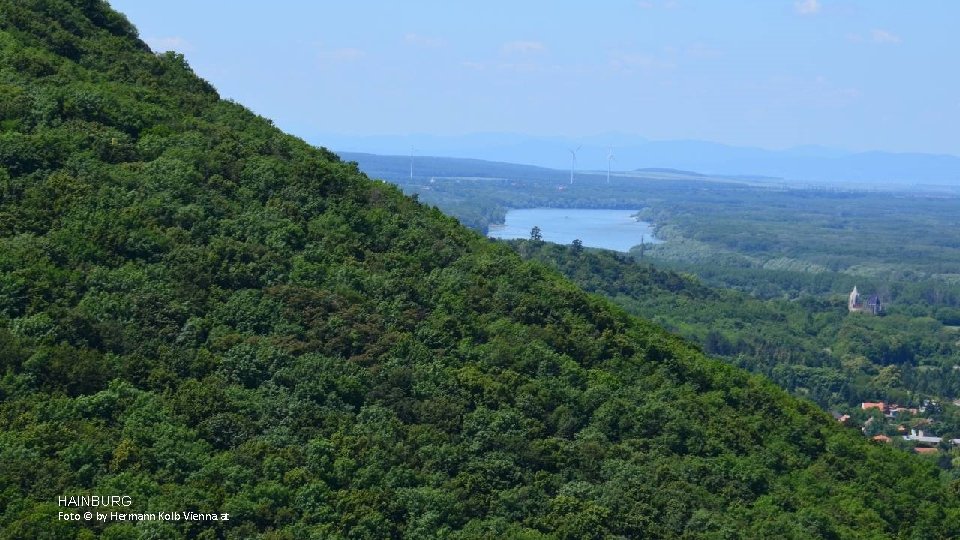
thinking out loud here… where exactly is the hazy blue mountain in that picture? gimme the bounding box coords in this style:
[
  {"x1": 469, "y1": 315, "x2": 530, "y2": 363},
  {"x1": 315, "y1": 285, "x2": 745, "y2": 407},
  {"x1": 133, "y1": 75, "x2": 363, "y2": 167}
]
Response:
[{"x1": 313, "y1": 133, "x2": 960, "y2": 187}]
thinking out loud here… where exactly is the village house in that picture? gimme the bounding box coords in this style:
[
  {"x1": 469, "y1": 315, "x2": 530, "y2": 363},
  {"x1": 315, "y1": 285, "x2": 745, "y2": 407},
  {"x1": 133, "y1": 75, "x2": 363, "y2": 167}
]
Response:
[
  {"x1": 831, "y1": 412, "x2": 851, "y2": 423},
  {"x1": 903, "y1": 429, "x2": 943, "y2": 445},
  {"x1": 888, "y1": 405, "x2": 919, "y2": 417},
  {"x1": 903, "y1": 429, "x2": 960, "y2": 447},
  {"x1": 859, "y1": 401, "x2": 919, "y2": 417}
]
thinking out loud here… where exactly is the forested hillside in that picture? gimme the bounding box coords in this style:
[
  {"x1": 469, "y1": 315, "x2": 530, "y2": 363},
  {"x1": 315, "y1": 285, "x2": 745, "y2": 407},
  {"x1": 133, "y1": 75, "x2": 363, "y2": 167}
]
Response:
[
  {"x1": 515, "y1": 241, "x2": 960, "y2": 447},
  {"x1": 1, "y1": 1, "x2": 959, "y2": 538}
]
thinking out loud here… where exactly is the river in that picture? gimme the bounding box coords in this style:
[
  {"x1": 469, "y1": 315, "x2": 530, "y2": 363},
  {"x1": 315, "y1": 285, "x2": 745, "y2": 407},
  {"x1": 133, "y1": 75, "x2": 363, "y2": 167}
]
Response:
[{"x1": 487, "y1": 208, "x2": 660, "y2": 252}]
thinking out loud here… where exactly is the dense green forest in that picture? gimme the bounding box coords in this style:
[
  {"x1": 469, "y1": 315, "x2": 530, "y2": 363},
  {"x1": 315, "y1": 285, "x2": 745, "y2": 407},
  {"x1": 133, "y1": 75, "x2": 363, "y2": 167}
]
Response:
[
  {"x1": 354, "y1": 140, "x2": 960, "y2": 417},
  {"x1": 357, "y1": 153, "x2": 960, "y2": 319},
  {"x1": 2, "y1": 1, "x2": 960, "y2": 538},
  {"x1": 513, "y1": 241, "x2": 960, "y2": 440},
  {"x1": 632, "y1": 190, "x2": 960, "y2": 309}
]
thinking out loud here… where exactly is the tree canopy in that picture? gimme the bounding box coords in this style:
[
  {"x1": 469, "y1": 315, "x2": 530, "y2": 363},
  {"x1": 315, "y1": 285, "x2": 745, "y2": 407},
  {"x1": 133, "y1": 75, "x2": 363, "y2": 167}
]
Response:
[{"x1": 1, "y1": 1, "x2": 959, "y2": 538}]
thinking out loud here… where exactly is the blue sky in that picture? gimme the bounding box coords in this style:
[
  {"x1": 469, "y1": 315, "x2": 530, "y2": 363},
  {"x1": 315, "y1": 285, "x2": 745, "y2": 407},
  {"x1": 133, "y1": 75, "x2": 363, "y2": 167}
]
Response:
[{"x1": 110, "y1": 1, "x2": 958, "y2": 155}]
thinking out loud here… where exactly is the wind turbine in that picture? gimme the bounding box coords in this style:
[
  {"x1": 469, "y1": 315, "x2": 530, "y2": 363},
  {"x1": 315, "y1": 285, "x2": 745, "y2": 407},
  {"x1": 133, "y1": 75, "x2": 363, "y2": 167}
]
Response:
[
  {"x1": 606, "y1": 148, "x2": 615, "y2": 184},
  {"x1": 569, "y1": 145, "x2": 581, "y2": 185},
  {"x1": 409, "y1": 145, "x2": 416, "y2": 181}
]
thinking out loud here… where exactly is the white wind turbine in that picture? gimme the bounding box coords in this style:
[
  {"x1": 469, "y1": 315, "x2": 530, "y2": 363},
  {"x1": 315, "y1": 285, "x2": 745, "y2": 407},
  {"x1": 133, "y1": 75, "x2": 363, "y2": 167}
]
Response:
[
  {"x1": 606, "y1": 148, "x2": 615, "y2": 184},
  {"x1": 409, "y1": 145, "x2": 416, "y2": 181},
  {"x1": 569, "y1": 145, "x2": 581, "y2": 185}
]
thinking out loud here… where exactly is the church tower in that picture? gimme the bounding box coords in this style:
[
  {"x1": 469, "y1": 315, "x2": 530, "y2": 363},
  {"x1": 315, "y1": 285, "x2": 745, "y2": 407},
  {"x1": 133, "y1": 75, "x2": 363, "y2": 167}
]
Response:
[{"x1": 848, "y1": 286, "x2": 862, "y2": 312}]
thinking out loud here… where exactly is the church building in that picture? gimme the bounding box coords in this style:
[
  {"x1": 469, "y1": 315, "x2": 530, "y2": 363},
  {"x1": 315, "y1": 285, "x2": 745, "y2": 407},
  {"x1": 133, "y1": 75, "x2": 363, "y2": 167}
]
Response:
[{"x1": 848, "y1": 286, "x2": 883, "y2": 315}]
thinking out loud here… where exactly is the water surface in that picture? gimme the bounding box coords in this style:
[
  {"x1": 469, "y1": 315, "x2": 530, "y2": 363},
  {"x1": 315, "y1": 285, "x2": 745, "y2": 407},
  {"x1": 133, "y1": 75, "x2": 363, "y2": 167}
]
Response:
[{"x1": 488, "y1": 208, "x2": 660, "y2": 252}]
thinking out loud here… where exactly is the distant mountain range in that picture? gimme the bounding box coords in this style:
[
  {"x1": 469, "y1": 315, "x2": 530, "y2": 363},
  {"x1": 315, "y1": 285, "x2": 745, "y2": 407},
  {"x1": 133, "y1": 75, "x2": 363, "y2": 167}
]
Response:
[{"x1": 310, "y1": 132, "x2": 960, "y2": 187}]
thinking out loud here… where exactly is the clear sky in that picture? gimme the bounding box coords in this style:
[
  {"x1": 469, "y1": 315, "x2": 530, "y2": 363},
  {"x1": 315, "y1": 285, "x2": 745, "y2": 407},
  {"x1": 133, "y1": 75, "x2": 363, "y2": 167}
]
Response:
[{"x1": 109, "y1": 0, "x2": 958, "y2": 155}]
